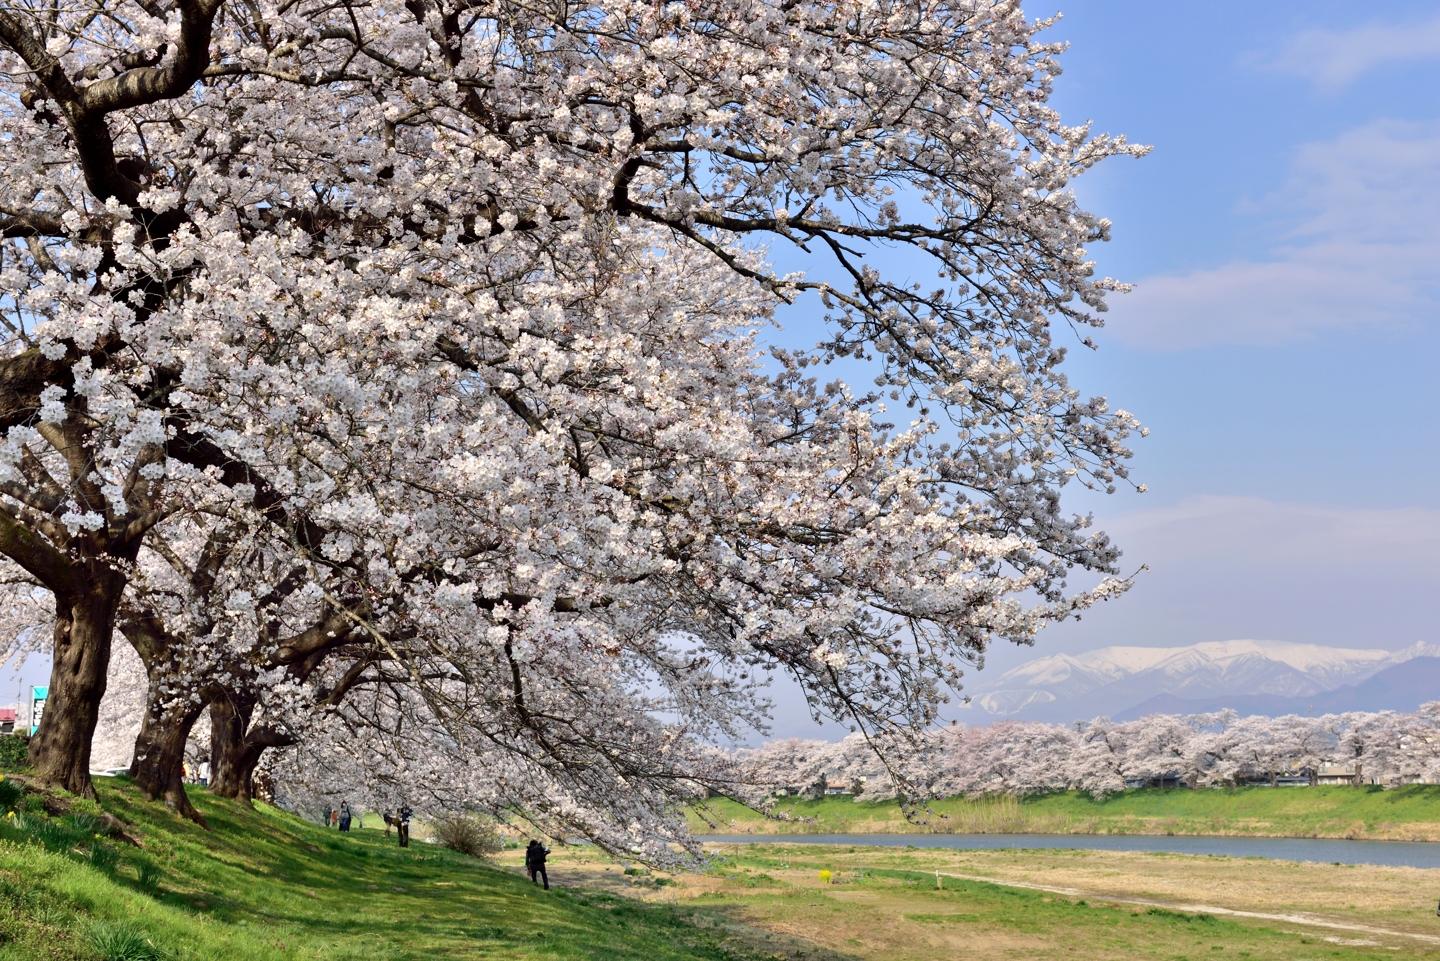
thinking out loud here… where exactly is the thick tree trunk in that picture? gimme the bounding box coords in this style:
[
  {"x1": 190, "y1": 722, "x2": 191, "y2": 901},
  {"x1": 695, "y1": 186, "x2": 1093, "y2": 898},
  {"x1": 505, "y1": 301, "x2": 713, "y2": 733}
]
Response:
[
  {"x1": 209, "y1": 690, "x2": 296, "y2": 804},
  {"x1": 27, "y1": 593, "x2": 118, "y2": 798},
  {"x1": 208, "y1": 692, "x2": 259, "y2": 803},
  {"x1": 129, "y1": 686, "x2": 209, "y2": 824}
]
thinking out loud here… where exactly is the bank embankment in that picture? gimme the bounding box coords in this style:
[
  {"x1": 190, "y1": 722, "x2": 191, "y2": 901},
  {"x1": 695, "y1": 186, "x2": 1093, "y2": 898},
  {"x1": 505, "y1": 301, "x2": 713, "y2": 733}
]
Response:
[{"x1": 690, "y1": 786, "x2": 1440, "y2": 841}]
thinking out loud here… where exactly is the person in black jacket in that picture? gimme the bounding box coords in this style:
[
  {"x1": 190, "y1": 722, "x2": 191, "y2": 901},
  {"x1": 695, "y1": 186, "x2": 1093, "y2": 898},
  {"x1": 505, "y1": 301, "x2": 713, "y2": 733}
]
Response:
[
  {"x1": 338, "y1": 801, "x2": 352, "y2": 833},
  {"x1": 525, "y1": 839, "x2": 549, "y2": 889},
  {"x1": 397, "y1": 806, "x2": 412, "y2": 847}
]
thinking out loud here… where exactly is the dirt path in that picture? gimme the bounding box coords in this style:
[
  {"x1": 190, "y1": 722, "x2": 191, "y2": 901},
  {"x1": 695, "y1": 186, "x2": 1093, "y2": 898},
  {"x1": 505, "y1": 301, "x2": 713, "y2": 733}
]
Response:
[{"x1": 936, "y1": 869, "x2": 1440, "y2": 946}]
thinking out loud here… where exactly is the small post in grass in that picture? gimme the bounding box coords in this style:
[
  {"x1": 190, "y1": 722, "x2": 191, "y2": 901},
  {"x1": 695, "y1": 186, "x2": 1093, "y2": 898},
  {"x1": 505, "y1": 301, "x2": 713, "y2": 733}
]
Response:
[{"x1": 936, "y1": 871, "x2": 942, "y2": 890}]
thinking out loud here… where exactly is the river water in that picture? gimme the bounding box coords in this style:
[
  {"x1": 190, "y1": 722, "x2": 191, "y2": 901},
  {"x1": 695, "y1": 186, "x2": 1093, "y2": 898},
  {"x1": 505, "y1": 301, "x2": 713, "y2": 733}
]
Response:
[{"x1": 697, "y1": 833, "x2": 1440, "y2": 869}]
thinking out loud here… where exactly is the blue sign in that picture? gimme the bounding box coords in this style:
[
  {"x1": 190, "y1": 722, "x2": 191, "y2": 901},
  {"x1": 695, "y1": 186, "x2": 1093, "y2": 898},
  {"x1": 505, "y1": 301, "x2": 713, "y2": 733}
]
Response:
[{"x1": 29, "y1": 686, "x2": 46, "y2": 736}]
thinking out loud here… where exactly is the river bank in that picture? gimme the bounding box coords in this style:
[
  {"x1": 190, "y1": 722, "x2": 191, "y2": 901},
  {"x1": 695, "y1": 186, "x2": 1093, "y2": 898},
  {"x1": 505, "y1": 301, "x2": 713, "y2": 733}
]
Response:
[{"x1": 689, "y1": 785, "x2": 1440, "y2": 842}]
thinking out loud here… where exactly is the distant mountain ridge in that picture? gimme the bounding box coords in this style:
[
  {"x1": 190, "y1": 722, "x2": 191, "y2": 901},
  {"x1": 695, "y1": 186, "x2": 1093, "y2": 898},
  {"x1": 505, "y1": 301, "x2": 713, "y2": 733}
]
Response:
[
  {"x1": 1113, "y1": 657, "x2": 1440, "y2": 720},
  {"x1": 961, "y1": 639, "x2": 1440, "y2": 723}
]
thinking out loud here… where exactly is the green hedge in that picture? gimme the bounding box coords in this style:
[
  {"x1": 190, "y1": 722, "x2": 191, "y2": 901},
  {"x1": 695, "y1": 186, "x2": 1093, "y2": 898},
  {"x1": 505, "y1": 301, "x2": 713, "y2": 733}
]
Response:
[{"x1": 0, "y1": 733, "x2": 29, "y2": 771}]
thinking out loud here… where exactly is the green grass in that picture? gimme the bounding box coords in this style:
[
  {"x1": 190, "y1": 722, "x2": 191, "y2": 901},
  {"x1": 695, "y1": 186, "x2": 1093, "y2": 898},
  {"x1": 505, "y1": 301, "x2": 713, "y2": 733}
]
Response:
[
  {"x1": 692, "y1": 784, "x2": 1440, "y2": 839},
  {"x1": 673, "y1": 844, "x2": 1437, "y2": 960},
  {"x1": 2, "y1": 771, "x2": 1431, "y2": 961},
  {"x1": 0, "y1": 776, "x2": 784, "y2": 961}
]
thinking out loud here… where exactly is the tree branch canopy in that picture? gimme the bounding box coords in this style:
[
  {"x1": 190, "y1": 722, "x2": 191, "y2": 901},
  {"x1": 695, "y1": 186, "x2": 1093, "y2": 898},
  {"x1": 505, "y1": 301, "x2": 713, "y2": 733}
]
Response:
[{"x1": 0, "y1": 0, "x2": 1144, "y2": 845}]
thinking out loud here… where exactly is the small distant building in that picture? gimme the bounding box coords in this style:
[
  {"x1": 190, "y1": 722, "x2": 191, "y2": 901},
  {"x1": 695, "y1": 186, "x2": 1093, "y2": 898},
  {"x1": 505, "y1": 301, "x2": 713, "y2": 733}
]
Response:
[
  {"x1": 824, "y1": 781, "x2": 851, "y2": 796},
  {"x1": 1315, "y1": 763, "x2": 1369, "y2": 786},
  {"x1": 1123, "y1": 774, "x2": 1186, "y2": 789},
  {"x1": 0, "y1": 707, "x2": 14, "y2": 735}
]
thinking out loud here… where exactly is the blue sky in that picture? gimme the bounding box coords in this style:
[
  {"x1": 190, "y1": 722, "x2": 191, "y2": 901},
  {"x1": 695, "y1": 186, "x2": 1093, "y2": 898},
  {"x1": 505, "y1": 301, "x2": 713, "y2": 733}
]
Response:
[
  {"x1": 759, "y1": 0, "x2": 1440, "y2": 736},
  {"x1": 1010, "y1": 0, "x2": 1440, "y2": 662},
  {"x1": 7, "y1": 2, "x2": 1440, "y2": 733}
]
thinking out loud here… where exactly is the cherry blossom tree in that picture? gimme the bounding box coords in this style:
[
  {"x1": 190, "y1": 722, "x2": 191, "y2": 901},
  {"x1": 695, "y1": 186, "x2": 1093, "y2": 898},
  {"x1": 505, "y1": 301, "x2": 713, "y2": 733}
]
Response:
[
  {"x1": 1067, "y1": 716, "x2": 1133, "y2": 796},
  {"x1": 0, "y1": 570, "x2": 52, "y2": 684},
  {"x1": 0, "y1": 0, "x2": 1148, "y2": 811},
  {"x1": 89, "y1": 639, "x2": 146, "y2": 770},
  {"x1": 119, "y1": 511, "x2": 371, "y2": 818},
  {"x1": 1227, "y1": 714, "x2": 1290, "y2": 787}
]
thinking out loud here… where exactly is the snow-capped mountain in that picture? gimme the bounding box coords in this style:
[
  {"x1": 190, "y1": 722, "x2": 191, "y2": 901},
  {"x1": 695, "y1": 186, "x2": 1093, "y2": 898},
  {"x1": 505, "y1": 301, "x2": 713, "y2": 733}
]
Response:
[{"x1": 961, "y1": 640, "x2": 1440, "y2": 723}]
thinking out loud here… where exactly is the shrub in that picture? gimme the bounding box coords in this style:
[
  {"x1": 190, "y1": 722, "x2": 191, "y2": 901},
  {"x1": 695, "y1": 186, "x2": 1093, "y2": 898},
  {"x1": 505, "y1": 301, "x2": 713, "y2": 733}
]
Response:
[
  {"x1": 0, "y1": 775, "x2": 21, "y2": 813},
  {"x1": 84, "y1": 921, "x2": 167, "y2": 961},
  {"x1": 0, "y1": 735, "x2": 27, "y2": 771},
  {"x1": 817, "y1": 870, "x2": 832, "y2": 883},
  {"x1": 431, "y1": 814, "x2": 503, "y2": 858}
]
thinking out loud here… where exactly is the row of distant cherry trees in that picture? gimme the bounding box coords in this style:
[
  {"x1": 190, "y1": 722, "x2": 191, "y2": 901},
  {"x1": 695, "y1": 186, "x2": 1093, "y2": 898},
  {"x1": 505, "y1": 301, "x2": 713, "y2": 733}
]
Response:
[{"x1": 735, "y1": 707, "x2": 1440, "y2": 802}]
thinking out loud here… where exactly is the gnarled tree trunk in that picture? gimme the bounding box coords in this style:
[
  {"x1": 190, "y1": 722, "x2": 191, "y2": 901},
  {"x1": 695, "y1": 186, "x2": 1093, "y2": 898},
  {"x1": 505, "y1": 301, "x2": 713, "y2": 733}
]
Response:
[
  {"x1": 129, "y1": 685, "x2": 209, "y2": 824},
  {"x1": 210, "y1": 691, "x2": 294, "y2": 805},
  {"x1": 208, "y1": 691, "x2": 257, "y2": 802},
  {"x1": 28, "y1": 588, "x2": 121, "y2": 798}
]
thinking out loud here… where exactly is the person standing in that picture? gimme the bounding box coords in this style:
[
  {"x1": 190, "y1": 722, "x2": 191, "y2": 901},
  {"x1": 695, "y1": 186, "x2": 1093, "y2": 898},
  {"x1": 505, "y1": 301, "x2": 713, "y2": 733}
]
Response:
[
  {"x1": 339, "y1": 801, "x2": 352, "y2": 833},
  {"x1": 397, "y1": 805, "x2": 412, "y2": 848},
  {"x1": 382, "y1": 808, "x2": 395, "y2": 837},
  {"x1": 525, "y1": 839, "x2": 550, "y2": 890}
]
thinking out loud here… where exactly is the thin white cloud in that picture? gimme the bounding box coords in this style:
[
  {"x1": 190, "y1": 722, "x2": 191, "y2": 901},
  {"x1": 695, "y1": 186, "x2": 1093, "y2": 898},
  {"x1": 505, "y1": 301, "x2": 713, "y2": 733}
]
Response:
[
  {"x1": 1268, "y1": 15, "x2": 1440, "y2": 90},
  {"x1": 1107, "y1": 495, "x2": 1440, "y2": 570},
  {"x1": 1004, "y1": 495, "x2": 1440, "y2": 659},
  {"x1": 1105, "y1": 119, "x2": 1440, "y2": 350}
]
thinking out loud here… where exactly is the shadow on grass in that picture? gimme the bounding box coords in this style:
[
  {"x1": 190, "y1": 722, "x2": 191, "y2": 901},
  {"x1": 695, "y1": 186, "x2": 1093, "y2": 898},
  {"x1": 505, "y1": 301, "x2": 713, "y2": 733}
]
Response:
[{"x1": 63, "y1": 780, "x2": 827, "y2": 960}]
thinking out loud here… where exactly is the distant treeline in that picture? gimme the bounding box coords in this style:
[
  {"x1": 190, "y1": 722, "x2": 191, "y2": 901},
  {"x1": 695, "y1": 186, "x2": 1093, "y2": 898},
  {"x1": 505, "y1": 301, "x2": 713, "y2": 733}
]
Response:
[{"x1": 731, "y1": 706, "x2": 1440, "y2": 802}]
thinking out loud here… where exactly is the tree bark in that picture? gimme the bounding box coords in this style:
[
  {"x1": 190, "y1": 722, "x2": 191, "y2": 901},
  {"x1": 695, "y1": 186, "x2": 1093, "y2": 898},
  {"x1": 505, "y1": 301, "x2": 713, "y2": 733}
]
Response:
[
  {"x1": 27, "y1": 591, "x2": 119, "y2": 798},
  {"x1": 128, "y1": 685, "x2": 209, "y2": 824},
  {"x1": 209, "y1": 690, "x2": 297, "y2": 804},
  {"x1": 208, "y1": 692, "x2": 258, "y2": 802}
]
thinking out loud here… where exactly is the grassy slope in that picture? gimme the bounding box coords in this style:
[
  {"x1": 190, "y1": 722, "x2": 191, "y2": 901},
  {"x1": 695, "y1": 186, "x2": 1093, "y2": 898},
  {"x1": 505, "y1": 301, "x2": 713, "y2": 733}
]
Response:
[
  {"x1": 0, "y1": 776, "x2": 778, "y2": 961},
  {"x1": 691, "y1": 785, "x2": 1440, "y2": 840},
  {"x1": 3, "y1": 772, "x2": 1433, "y2": 961}
]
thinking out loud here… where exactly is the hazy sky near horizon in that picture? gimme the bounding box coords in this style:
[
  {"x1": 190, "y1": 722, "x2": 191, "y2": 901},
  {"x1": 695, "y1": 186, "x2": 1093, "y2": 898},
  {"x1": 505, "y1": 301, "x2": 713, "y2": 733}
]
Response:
[{"x1": 5, "y1": 2, "x2": 1439, "y2": 736}]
